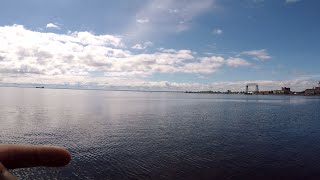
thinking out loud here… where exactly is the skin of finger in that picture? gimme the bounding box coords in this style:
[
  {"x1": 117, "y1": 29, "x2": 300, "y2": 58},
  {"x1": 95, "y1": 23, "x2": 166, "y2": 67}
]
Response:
[
  {"x1": 0, "y1": 163, "x2": 17, "y2": 180},
  {"x1": 0, "y1": 145, "x2": 71, "y2": 169}
]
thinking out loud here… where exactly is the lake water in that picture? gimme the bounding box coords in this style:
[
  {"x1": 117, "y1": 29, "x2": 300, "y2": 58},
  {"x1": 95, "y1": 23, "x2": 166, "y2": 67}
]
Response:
[{"x1": 1, "y1": 87, "x2": 320, "y2": 179}]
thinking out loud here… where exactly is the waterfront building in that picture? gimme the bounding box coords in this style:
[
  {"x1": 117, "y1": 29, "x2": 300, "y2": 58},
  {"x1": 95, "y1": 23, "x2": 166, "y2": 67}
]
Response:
[
  {"x1": 260, "y1": 91, "x2": 272, "y2": 95},
  {"x1": 316, "y1": 82, "x2": 320, "y2": 94},
  {"x1": 282, "y1": 87, "x2": 291, "y2": 94},
  {"x1": 305, "y1": 89, "x2": 316, "y2": 96},
  {"x1": 260, "y1": 91, "x2": 268, "y2": 95},
  {"x1": 273, "y1": 90, "x2": 284, "y2": 94}
]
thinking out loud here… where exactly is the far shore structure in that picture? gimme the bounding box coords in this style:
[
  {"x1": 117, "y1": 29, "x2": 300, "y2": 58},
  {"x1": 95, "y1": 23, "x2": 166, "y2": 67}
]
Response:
[
  {"x1": 245, "y1": 83, "x2": 259, "y2": 94},
  {"x1": 185, "y1": 81, "x2": 320, "y2": 96}
]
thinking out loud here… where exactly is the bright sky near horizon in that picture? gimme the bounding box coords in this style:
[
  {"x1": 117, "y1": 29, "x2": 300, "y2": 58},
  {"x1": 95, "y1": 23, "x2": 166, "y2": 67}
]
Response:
[{"x1": 0, "y1": 0, "x2": 319, "y2": 91}]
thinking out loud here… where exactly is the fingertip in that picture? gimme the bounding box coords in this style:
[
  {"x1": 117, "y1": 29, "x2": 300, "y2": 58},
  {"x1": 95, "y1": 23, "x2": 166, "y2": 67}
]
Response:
[
  {"x1": 44, "y1": 146, "x2": 72, "y2": 167},
  {"x1": 59, "y1": 147, "x2": 72, "y2": 166}
]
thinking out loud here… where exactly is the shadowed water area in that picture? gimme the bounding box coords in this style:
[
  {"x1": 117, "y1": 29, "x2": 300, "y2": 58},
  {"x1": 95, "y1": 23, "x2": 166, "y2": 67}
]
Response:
[{"x1": 1, "y1": 87, "x2": 320, "y2": 179}]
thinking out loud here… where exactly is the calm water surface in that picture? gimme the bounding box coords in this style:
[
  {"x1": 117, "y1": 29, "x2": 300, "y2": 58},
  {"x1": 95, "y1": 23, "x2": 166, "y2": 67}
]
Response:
[{"x1": 1, "y1": 87, "x2": 320, "y2": 179}]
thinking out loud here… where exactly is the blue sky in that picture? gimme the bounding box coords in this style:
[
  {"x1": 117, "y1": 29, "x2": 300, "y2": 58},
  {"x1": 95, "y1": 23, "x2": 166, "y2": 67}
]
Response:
[{"x1": 0, "y1": 0, "x2": 319, "y2": 91}]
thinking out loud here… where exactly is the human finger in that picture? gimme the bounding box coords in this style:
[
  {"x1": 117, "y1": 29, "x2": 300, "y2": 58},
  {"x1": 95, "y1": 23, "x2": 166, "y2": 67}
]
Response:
[{"x1": 0, "y1": 145, "x2": 71, "y2": 169}]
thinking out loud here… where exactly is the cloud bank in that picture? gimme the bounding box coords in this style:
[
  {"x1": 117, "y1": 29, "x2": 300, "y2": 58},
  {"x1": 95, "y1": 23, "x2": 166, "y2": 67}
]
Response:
[
  {"x1": 0, "y1": 24, "x2": 316, "y2": 91},
  {"x1": 0, "y1": 25, "x2": 250, "y2": 78}
]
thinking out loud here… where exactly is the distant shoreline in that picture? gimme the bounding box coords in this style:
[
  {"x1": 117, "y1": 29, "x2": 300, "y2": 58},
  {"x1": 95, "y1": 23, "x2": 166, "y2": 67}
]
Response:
[
  {"x1": 184, "y1": 91, "x2": 320, "y2": 97},
  {"x1": 0, "y1": 85, "x2": 183, "y2": 93},
  {"x1": 0, "y1": 86, "x2": 320, "y2": 96}
]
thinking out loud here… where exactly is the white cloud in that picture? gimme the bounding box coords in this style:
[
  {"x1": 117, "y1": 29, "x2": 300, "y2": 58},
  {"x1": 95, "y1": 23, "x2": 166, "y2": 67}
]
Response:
[
  {"x1": 46, "y1": 23, "x2": 60, "y2": 29},
  {"x1": 183, "y1": 56, "x2": 225, "y2": 74},
  {"x1": 132, "y1": 41, "x2": 153, "y2": 50},
  {"x1": 212, "y1": 28, "x2": 223, "y2": 35},
  {"x1": 241, "y1": 49, "x2": 271, "y2": 60},
  {"x1": 0, "y1": 24, "x2": 271, "y2": 91},
  {"x1": 0, "y1": 25, "x2": 244, "y2": 78},
  {"x1": 136, "y1": 18, "x2": 149, "y2": 24},
  {"x1": 226, "y1": 58, "x2": 251, "y2": 67},
  {"x1": 286, "y1": 0, "x2": 301, "y2": 3},
  {"x1": 73, "y1": 31, "x2": 124, "y2": 47}
]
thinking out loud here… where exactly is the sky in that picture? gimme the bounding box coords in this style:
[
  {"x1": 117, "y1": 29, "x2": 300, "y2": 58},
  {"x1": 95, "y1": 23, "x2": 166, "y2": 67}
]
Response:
[{"x1": 0, "y1": 0, "x2": 319, "y2": 91}]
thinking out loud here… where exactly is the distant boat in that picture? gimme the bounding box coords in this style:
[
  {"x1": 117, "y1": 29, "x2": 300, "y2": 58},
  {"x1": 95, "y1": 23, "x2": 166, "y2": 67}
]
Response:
[{"x1": 35, "y1": 86, "x2": 44, "y2": 89}]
